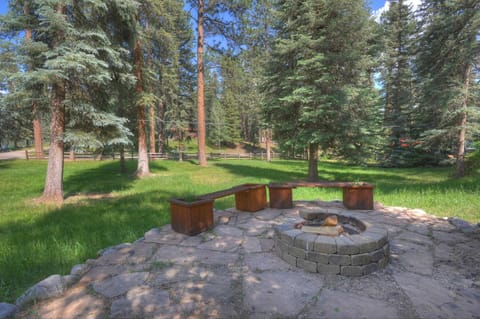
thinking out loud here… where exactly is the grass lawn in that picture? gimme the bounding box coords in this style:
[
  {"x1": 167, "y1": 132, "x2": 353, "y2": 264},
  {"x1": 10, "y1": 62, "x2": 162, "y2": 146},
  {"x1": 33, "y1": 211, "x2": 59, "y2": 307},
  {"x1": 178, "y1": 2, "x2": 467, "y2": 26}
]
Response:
[{"x1": 0, "y1": 158, "x2": 479, "y2": 302}]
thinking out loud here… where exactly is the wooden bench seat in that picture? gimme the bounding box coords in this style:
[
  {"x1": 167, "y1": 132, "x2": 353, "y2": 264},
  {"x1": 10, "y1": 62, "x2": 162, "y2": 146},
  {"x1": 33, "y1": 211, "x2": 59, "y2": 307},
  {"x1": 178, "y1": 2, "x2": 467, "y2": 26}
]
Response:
[
  {"x1": 269, "y1": 181, "x2": 374, "y2": 210},
  {"x1": 198, "y1": 183, "x2": 267, "y2": 212},
  {"x1": 170, "y1": 184, "x2": 267, "y2": 235}
]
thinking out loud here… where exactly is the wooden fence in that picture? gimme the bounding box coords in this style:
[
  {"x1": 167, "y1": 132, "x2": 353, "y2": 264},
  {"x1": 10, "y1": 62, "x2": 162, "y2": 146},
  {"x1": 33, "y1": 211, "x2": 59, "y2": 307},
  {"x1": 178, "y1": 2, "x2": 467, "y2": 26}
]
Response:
[{"x1": 24, "y1": 150, "x2": 280, "y2": 161}]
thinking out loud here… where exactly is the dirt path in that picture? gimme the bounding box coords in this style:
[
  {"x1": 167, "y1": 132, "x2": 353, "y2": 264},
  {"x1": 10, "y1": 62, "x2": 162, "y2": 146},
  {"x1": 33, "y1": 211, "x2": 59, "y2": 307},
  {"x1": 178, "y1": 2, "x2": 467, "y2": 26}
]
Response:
[{"x1": 0, "y1": 150, "x2": 26, "y2": 160}]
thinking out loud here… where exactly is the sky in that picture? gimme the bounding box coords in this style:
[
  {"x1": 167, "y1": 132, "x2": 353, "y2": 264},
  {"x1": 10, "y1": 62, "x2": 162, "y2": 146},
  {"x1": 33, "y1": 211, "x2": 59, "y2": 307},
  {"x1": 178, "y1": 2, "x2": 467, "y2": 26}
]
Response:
[{"x1": 0, "y1": 2, "x2": 8, "y2": 15}]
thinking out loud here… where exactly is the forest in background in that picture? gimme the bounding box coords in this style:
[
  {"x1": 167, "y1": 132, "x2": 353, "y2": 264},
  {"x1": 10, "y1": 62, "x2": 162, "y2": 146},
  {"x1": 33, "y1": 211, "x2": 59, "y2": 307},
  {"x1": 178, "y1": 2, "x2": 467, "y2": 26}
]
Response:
[{"x1": 0, "y1": 0, "x2": 479, "y2": 202}]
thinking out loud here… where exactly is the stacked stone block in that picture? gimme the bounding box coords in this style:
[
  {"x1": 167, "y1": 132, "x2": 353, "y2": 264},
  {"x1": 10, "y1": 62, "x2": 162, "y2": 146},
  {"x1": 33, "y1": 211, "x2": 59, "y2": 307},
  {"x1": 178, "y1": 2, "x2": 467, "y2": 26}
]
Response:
[{"x1": 274, "y1": 222, "x2": 389, "y2": 276}]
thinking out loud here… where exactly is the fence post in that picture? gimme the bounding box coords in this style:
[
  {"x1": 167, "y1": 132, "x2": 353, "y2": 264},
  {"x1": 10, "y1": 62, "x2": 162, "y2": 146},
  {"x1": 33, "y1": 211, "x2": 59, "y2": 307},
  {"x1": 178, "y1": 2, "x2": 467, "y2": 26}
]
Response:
[{"x1": 25, "y1": 150, "x2": 29, "y2": 160}]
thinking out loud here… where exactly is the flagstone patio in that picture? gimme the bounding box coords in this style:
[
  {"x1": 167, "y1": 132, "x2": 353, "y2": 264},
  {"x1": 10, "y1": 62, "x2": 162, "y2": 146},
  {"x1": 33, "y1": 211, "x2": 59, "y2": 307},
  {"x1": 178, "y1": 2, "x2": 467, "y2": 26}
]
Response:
[{"x1": 11, "y1": 201, "x2": 480, "y2": 319}]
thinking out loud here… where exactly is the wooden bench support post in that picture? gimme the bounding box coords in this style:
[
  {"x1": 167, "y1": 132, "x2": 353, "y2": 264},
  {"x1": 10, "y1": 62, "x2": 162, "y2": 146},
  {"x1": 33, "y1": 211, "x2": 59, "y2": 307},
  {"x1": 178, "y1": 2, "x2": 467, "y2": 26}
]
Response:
[
  {"x1": 342, "y1": 185, "x2": 374, "y2": 210},
  {"x1": 169, "y1": 198, "x2": 214, "y2": 236},
  {"x1": 269, "y1": 183, "x2": 294, "y2": 209},
  {"x1": 234, "y1": 184, "x2": 267, "y2": 212}
]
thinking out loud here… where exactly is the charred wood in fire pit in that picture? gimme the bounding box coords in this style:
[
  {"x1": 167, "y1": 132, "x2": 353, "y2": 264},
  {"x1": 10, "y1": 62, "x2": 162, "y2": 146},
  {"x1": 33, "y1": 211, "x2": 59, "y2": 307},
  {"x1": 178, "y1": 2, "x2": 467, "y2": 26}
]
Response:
[
  {"x1": 301, "y1": 225, "x2": 345, "y2": 236},
  {"x1": 323, "y1": 215, "x2": 338, "y2": 226}
]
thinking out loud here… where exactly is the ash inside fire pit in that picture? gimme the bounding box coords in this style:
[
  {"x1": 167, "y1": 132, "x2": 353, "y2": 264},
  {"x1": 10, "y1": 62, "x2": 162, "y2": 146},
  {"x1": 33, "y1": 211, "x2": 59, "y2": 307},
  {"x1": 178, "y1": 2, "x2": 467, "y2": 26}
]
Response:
[{"x1": 295, "y1": 210, "x2": 365, "y2": 236}]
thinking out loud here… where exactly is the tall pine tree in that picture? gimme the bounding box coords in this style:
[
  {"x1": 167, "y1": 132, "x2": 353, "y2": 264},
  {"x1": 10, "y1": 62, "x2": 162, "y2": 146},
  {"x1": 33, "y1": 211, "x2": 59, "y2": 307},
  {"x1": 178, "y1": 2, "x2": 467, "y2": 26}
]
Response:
[
  {"x1": 264, "y1": 0, "x2": 380, "y2": 180},
  {"x1": 380, "y1": 0, "x2": 417, "y2": 167},
  {"x1": 416, "y1": 0, "x2": 480, "y2": 177}
]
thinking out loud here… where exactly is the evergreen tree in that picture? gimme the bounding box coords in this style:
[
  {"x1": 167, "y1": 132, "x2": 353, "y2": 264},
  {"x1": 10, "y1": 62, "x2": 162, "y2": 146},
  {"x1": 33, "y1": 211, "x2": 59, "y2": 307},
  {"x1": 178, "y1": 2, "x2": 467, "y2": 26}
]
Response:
[
  {"x1": 219, "y1": 54, "x2": 242, "y2": 144},
  {"x1": 1, "y1": 0, "x2": 48, "y2": 156},
  {"x1": 205, "y1": 70, "x2": 224, "y2": 147},
  {"x1": 416, "y1": 0, "x2": 480, "y2": 177},
  {"x1": 380, "y1": 0, "x2": 417, "y2": 167},
  {"x1": 243, "y1": 0, "x2": 276, "y2": 158},
  {"x1": 1, "y1": 0, "x2": 136, "y2": 203},
  {"x1": 188, "y1": 0, "x2": 250, "y2": 166},
  {"x1": 264, "y1": 0, "x2": 380, "y2": 180}
]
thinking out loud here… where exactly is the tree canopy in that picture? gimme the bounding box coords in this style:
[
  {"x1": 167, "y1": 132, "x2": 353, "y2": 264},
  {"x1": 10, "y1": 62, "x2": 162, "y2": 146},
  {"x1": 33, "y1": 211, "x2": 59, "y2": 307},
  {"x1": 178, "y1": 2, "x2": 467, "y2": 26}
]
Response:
[{"x1": 0, "y1": 0, "x2": 479, "y2": 200}]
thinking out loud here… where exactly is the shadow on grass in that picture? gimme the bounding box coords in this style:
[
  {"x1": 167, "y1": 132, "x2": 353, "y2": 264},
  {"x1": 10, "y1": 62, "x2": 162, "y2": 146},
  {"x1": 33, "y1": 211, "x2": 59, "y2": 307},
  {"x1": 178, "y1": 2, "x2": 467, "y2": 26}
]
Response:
[
  {"x1": 0, "y1": 160, "x2": 14, "y2": 170},
  {"x1": 0, "y1": 187, "x2": 184, "y2": 303},
  {"x1": 214, "y1": 161, "x2": 305, "y2": 182},
  {"x1": 215, "y1": 160, "x2": 479, "y2": 196},
  {"x1": 63, "y1": 160, "x2": 168, "y2": 197}
]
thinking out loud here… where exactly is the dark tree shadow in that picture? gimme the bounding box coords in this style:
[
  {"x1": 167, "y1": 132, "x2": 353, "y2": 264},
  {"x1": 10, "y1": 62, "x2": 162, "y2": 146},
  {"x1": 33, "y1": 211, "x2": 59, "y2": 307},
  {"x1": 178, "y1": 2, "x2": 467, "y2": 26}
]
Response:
[{"x1": 63, "y1": 160, "x2": 168, "y2": 197}]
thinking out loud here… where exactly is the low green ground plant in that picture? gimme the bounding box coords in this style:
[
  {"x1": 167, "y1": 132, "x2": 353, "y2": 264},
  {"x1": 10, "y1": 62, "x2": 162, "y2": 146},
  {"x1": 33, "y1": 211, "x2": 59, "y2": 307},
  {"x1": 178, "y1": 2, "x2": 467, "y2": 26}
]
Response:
[{"x1": 0, "y1": 159, "x2": 478, "y2": 302}]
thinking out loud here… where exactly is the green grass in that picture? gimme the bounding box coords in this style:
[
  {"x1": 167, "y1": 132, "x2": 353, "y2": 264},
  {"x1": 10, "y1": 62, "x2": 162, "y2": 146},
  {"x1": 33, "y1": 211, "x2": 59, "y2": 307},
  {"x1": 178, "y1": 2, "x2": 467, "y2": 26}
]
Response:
[{"x1": 0, "y1": 159, "x2": 479, "y2": 303}]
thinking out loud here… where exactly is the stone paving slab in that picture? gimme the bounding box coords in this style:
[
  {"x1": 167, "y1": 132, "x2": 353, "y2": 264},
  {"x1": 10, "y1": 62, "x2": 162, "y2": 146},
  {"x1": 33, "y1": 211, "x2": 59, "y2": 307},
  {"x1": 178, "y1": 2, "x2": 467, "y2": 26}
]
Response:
[{"x1": 13, "y1": 201, "x2": 480, "y2": 319}]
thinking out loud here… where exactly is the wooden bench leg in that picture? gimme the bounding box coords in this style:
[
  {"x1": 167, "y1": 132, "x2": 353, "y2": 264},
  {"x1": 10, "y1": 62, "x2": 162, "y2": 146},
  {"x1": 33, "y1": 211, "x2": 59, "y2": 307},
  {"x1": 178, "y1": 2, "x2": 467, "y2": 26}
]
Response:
[
  {"x1": 342, "y1": 186, "x2": 374, "y2": 210},
  {"x1": 269, "y1": 185, "x2": 293, "y2": 209},
  {"x1": 234, "y1": 185, "x2": 267, "y2": 212},
  {"x1": 170, "y1": 199, "x2": 214, "y2": 235}
]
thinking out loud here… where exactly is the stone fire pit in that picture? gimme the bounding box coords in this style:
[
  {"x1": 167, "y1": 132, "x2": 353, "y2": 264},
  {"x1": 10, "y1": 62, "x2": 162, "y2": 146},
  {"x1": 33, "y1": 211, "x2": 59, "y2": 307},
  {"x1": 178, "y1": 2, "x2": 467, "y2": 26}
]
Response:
[{"x1": 274, "y1": 209, "x2": 390, "y2": 276}]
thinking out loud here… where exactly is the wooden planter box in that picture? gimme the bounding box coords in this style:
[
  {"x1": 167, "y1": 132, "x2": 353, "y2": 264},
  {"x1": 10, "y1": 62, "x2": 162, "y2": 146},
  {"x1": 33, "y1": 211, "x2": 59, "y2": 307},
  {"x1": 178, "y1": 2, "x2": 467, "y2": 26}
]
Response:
[
  {"x1": 268, "y1": 183, "x2": 293, "y2": 209},
  {"x1": 234, "y1": 184, "x2": 267, "y2": 212},
  {"x1": 169, "y1": 198, "x2": 214, "y2": 235},
  {"x1": 342, "y1": 184, "x2": 374, "y2": 210}
]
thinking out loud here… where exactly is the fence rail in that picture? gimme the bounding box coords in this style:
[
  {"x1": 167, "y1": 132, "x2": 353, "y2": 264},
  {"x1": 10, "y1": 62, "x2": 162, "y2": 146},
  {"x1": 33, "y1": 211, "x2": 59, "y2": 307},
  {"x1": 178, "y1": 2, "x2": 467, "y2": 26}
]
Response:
[{"x1": 24, "y1": 150, "x2": 281, "y2": 161}]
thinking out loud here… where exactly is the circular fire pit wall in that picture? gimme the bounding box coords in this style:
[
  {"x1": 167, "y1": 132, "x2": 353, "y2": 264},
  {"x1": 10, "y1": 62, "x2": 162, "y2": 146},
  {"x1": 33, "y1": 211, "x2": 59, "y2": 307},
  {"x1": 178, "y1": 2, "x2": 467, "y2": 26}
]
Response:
[{"x1": 274, "y1": 211, "x2": 390, "y2": 276}]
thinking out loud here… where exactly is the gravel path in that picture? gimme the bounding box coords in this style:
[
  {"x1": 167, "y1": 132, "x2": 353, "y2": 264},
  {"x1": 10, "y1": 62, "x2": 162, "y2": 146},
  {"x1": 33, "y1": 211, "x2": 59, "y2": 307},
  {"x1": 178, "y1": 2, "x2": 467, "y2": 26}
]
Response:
[{"x1": 7, "y1": 201, "x2": 480, "y2": 319}]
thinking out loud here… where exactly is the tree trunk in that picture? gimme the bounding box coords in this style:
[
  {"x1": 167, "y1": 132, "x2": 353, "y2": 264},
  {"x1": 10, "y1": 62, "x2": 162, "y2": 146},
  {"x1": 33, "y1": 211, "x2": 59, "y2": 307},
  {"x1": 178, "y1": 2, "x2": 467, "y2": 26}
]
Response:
[
  {"x1": 307, "y1": 143, "x2": 319, "y2": 182},
  {"x1": 145, "y1": 20, "x2": 156, "y2": 155},
  {"x1": 157, "y1": 100, "x2": 166, "y2": 153},
  {"x1": 134, "y1": 37, "x2": 150, "y2": 177},
  {"x1": 266, "y1": 129, "x2": 271, "y2": 162},
  {"x1": 69, "y1": 146, "x2": 75, "y2": 161},
  {"x1": 455, "y1": 64, "x2": 471, "y2": 179},
  {"x1": 197, "y1": 0, "x2": 207, "y2": 166},
  {"x1": 41, "y1": 4, "x2": 66, "y2": 204},
  {"x1": 178, "y1": 139, "x2": 183, "y2": 162},
  {"x1": 24, "y1": 3, "x2": 44, "y2": 159},
  {"x1": 149, "y1": 104, "x2": 156, "y2": 153},
  {"x1": 120, "y1": 146, "x2": 126, "y2": 174},
  {"x1": 33, "y1": 108, "x2": 44, "y2": 158},
  {"x1": 41, "y1": 81, "x2": 65, "y2": 204}
]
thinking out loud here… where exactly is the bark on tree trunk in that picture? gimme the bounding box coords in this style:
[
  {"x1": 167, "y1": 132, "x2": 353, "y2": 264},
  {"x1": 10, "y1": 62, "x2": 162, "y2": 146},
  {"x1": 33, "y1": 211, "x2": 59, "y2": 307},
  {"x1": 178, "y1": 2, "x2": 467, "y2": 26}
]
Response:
[
  {"x1": 120, "y1": 146, "x2": 126, "y2": 174},
  {"x1": 69, "y1": 147, "x2": 75, "y2": 161},
  {"x1": 33, "y1": 108, "x2": 44, "y2": 158},
  {"x1": 307, "y1": 143, "x2": 319, "y2": 182},
  {"x1": 24, "y1": 3, "x2": 44, "y2": 159},
  {"x1": 197, "y1": 0, "x2": 207, "y2": 166},
  {"x1": 149, "y1": 104, "x2": 156, "y2": 153},
  {"x1": 266, "y1": 129, "x2": 271, "y2": 162},
  {"x1": 41, "y1": 4, "x2": 66, "y2": 204},
  {"x1": 41, "y1": 81, "x2": 65, "y2": 204},
  {"x1": 455, "y1": 64, "x2": 471, "y2": 179},
  {"x1": 157, "y1": 101, "x2": 166, "y2": 153},
  {"x1": 134, "y1": 37, "x2": 150, "y2": 177}
]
